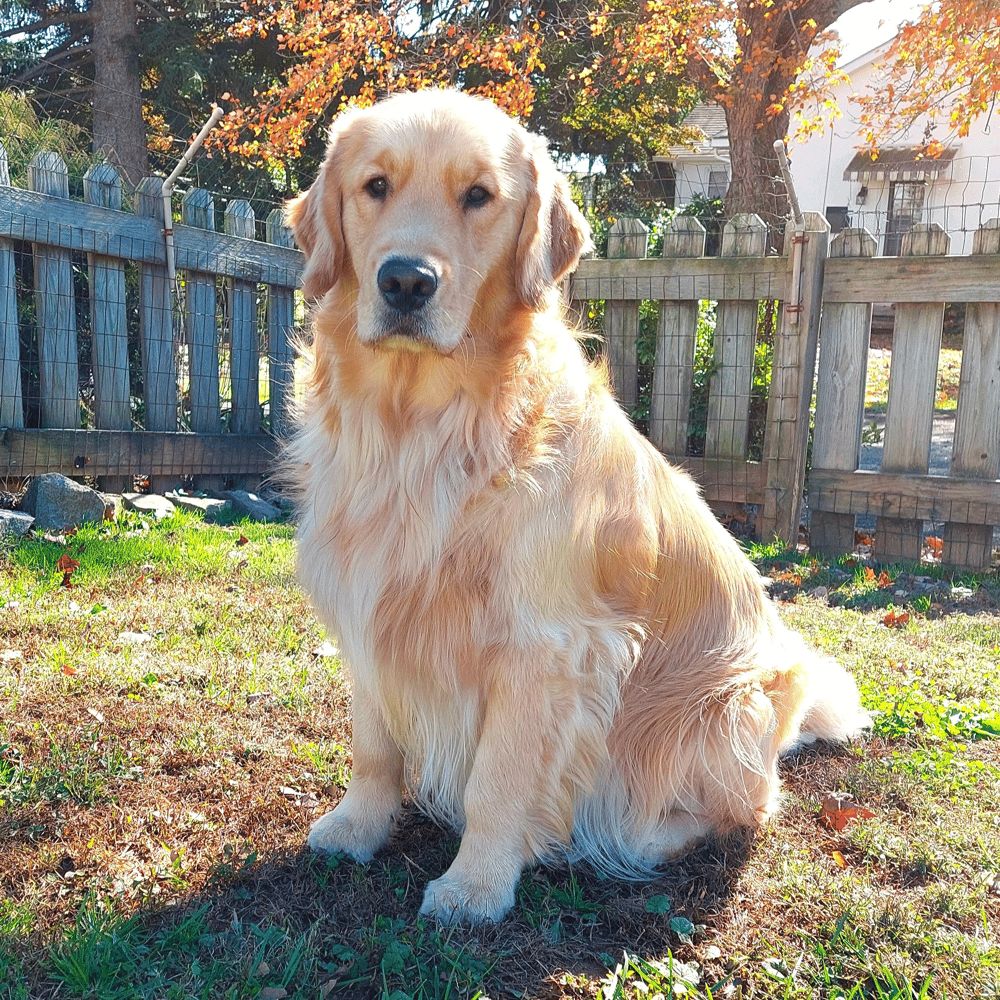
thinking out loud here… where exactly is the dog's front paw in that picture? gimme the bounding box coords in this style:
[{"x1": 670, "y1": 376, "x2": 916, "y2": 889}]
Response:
[
  {"x1": 307, "y1": 803, "x2": 393, "y2": 862},
  {"x1": 418, "y1": 870, "x2": 517, "y2": 925}
]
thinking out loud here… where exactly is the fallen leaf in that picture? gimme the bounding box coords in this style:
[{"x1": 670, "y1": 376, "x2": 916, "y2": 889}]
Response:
[
  {"x1": 832, "y1": 849, "x2": 847, "y2": 869},
  {"x1": 236, "y1": 534, "x2": 250, "y2": 546},
  {"x1": 60, "y1": 663, "x2": 77, "y2": 676},
  {"x1": 87, "y1": 707, "x2": 105, "y2": 723},
  {"x1": 927, "y1": 536, "x2": 943, "y2": 553},
  {"x1": 882, "y1": 610, "x2": 910, "y2": 629},
  {"x1": 863, "y1": 566, "x2": 875, "y2": 582},
  {"x1": 877, "y1": 571, "x2": 892, "y2": 587},
  {"x1": 819, "y1": 793, "x2": 876, "y2": 833},
  {"x1": 259, "y1": 990, "x2": 287, "y2": 1000},
  {"x1": 255, "y1": 961, "x2": 270, "y2": 976}
]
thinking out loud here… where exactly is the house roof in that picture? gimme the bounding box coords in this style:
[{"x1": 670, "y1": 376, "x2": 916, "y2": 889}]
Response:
[
  {"x1": 843, "y1": 146, "x2": 959, "y2": 181},
  {"x1": 682, "y1": 103, "x2": 728, "y2": 142}
]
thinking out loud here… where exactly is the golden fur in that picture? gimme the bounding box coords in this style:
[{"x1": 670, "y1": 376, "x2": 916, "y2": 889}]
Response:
[{"x1": 288, "y1": 89, "x2": 870, "y2": 924}]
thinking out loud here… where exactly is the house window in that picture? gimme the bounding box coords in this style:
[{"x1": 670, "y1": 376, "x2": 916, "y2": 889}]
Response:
[
  {"x1": 707, "y1": 169, "x2": 729, "y2": 201},
  {"x1": 825, "y1": 206, "x2": 850, "y2": 233},
  {"x1": 884, "y1": 181, "x2": 925, "y2": 255}
]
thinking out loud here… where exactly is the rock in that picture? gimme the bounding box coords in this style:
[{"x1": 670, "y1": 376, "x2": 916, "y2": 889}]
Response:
[
  {"x1": 20, "y1": 474, "x2": 110, "y2": 530},
  {"x1": 0, "y1": 510, "x2": 34, "y2": 538},
  {"x1": 221, "y1": 490, "x2": 281, "y2": 522},
  {"x1": 166, "y1": 492, "x2": 231, "y2": 518},
  {"x1": 122, "y1": 493, "x2": 177, "y2": 519}
]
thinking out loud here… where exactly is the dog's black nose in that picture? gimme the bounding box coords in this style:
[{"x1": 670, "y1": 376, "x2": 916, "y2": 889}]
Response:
[{"x1": 377, "y1": 258, "x2": 439, "y2": 314}]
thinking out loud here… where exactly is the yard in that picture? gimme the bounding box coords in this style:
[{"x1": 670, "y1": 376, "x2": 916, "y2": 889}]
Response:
[{"x1": 2, "y1": 508, "x2": 1000, "y2": 999}]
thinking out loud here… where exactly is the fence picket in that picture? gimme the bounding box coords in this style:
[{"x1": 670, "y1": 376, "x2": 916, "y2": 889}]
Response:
[
  {"x1": 182, "y1": 187, "x2": 223, "y2": 490},
  {"x1": 649, "y1": 216, "x2": 704, "y2": 456},
  {"x1": 0, "y1": 144, "x2": 21, "y2": 429},
  {"x1": 944, "y1": 218, "x2": 1000, "y2": 568},
  {"x1": 706, "y1": 214, "x2": 767, "y2": 460},
  {"x1": 224, "y1": 201, "x2": 259, "y2": 452},
  {"x1": 810, "y1": 228, "x2": 878, "y2": 555},
  {"x1": 604, "y1": 218, "x2": 648, "y2": 414},
  {"x1": 265, "y1": 208, "x2": 296, "y2": 441},
  {"x1": 874, "y1": 223, "x2": 951, "y2": 564},
  {"x1": 84, "y1": 162, "x2": 130, "y2": 492},
  {"x1": 134, "y1": 177, "x2": 177, "y2": 494},
  {"x1": 29, "y1": 152, "x2": 79, "y2": 430}
]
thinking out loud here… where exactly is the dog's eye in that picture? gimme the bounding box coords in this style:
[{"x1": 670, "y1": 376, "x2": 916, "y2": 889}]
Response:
[
  {"x1": 365, "y1": 177, "x2": 388, "y2": 200},
  {"x1": 464, "y1": 185, "x2": 492, "y2": 209}
]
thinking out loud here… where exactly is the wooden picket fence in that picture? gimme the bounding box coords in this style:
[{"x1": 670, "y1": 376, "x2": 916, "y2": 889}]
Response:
[
  {"x1": 0, "y1": 147, "x2": 300, "y2": 493},
  {"x1": 3, "y1": 142, "x2": 1000, "y2": 569},
  {"x1": 571, "y1": 214, "x2": 1000, "y2": 570}
]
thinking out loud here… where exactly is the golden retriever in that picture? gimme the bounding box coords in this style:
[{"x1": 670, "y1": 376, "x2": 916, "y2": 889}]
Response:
[{"x1": 287, "y1": 89, "x2": 870, "y2": 924}]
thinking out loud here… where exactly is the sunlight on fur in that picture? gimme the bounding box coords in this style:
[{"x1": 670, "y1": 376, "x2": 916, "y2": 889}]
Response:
[{"x1": 287, "y1": 89, "x2": 871, "y2": 925}]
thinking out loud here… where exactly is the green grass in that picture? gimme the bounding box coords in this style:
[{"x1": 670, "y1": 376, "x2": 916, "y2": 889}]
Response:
[{"x1": 2, "y1": 512, "x2": 999, "y2": 999}]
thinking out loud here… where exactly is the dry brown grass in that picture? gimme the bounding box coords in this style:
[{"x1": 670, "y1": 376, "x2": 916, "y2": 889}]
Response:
[{"x1": 2, "y1": 513, "x2": 999, "y2": 999}]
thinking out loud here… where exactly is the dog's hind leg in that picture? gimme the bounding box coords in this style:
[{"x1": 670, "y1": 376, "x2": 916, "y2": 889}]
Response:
[{"x1": 308, "y1": 681, "x2": 403, "y2": 862}]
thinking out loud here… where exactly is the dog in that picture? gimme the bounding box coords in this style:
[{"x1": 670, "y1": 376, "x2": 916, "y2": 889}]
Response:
[{"x1": 287, "y1": 89, "x2": 870, "y2": 924}]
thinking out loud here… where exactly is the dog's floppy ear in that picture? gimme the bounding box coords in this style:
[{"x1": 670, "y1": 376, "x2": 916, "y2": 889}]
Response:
[
  {"x1": 515, "y1": 136, "x2": 593, "y2": 309},
  {"x1": 286, "y1": 151, "x2": 344, "y2": 300}
]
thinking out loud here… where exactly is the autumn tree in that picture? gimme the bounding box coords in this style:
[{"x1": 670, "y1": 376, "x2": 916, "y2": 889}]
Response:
[
  {"x1": 855, "y1": 0, "x2": 1000, "y2": 153},
  {"x1": 591, "y1": 0, "x2": 876, "y2": 232}
]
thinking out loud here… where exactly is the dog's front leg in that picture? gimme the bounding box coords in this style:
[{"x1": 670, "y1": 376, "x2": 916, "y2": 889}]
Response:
[
  {"x1": 308, "y1": 680, "x2": 403, "y2": 862},
  {"x1": 419, "y1": 673, "x2": 562, "y2": 924}
]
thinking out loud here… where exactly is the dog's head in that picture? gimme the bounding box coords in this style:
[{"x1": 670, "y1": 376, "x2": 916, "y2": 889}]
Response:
[{"x1": 287, "y1": 90, "x2": 592, "y2": 360}]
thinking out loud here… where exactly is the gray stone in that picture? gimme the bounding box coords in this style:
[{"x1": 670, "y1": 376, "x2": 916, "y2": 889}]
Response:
[
  {"x1": 0, "y1": 510, "x2": 34, "y2": 538},
  {"x1": 221, "y1": 490, "x2": 281, "y2": 522},
  {"x1": 122, "y1": 493, "x2": 177, "y2": 519},
  {"x1": 166, "y1": 492, "x2": 231, "y2": 518},
  {"x1": 21, "y1": 474, "x2": 110, "y2": 530}
]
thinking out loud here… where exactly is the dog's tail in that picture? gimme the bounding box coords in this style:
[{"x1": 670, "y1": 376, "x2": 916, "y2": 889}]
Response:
[{"x1": 778, "y1": 634, "x2": 872, "y2": 755}]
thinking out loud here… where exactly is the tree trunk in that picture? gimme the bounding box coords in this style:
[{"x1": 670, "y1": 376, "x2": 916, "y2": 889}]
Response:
[{"x1": 90, "y1": 0, "x2": 148, "y2": 189}]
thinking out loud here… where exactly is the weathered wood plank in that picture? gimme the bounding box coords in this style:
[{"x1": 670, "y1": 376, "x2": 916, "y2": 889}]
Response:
[
  {"x1": 604, "y1": 218, "x2": 648, "y2": 413},
  {"x1": 822, "y1": 253, "x2": 1000, "y2": 303},
  {"x1": 706, "y1": 214, "x2": 767, "y2": 461},
  {"x1": 945, "y1": 218, "x2": 1000, "y2": 568},
  {"x1": 135, "y1": 178, "x2": 178, "y2": 494},
  {"x1": 763, "y1": 212, "x2": 830, "y2": 544},
  {"x1": 84, "y1": 163, "x2": 130, "y2": 492},
  {"x1": 265, "y1": 208, "x2": 296, "y2": 440},
  {"x1": 0, "y1": 429, "x2": 276, "y2": 477},
  {"x1": 875, "y1": 223, "x2": 950, "y2": 563},
  {"x1": 569, "y1": 254, "x2": 785, "y2": 303},
  {"x1": 0, "y1": 143, "x2": 21, "y2": 429},
  {"x1": 29, "y1": 152, "x2": 79, "y2": 430},
  {"x1": 809, "y1": 468, "x2": 1000, "y2": 526},
  {"x1": 0, "y1": 185, "x2": 303, "y2": 287},
  {"x1": 810, "y1": 227, "x2": 878, "y2": 556},
  {"x1": 224, "y1": 200, "x2": 259, "y2": 440},
  {"x1": 670, "y1": 456, "x2": 767, "y2": 506},
  {"x1": 649, "y1": 216, "x2": 704, "y2": 456},
  {"x1": 182, "y1": 188, "x2": 223, "y2": 492}
]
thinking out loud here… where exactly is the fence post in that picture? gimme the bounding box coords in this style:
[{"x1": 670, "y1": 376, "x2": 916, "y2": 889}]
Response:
[
  {"x1": 944, "y1": 218, "x2": 1000, "y2": 569},
  {"x1": 0, "y1": 143, "x2": 21, "y2": 430},
  {"x1": 762, "y1": 211, "x2": 830, "y2": 544},
  {"x1": 604, "y1": 217, "x2": 648, "y2": 415},
  {"x1": 182, "y1": 187, "x2": 223, "y2": 491},
  {"x1": 265, "y1": 208, "x2": 296, "y2": 441},
  {"x1": 29, "y1": 152, "x2": 79, "y2": 430},
  {"x1": 223, "y1": 200, "x2": 260, "y2": 481},
  {"x1": 810, "y1": 227, "x2": 878, "y2": 557},
  {"x1": 874, "y1": 222, "x2": 950, "y2": 564},
  {"x1": 84, "y1": 162, "x2": 130, "y2": 493},
  {"x1": 706, "y1": 214, "x2": 767, "y2": 462},
  {"x1": 135, "y1": 177, "x2": 177, "y2": 495},
  {"x1": 649, "y1": 216, "x2": 705, "y2": 457}
]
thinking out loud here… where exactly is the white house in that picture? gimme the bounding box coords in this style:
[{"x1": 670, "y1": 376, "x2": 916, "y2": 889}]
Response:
[{"x1": 658, "y1": 43, "x2": 1000, "y2": 256}]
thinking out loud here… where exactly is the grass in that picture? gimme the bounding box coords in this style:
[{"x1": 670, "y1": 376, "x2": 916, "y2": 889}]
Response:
[
  {"x1": 864, "y1": 346, "x2": 963, "y2": 413},
  {"x1": 2, "y1": 511, "x2": 1000, "y2": 999}
]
